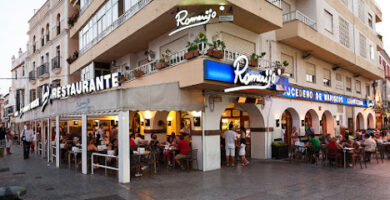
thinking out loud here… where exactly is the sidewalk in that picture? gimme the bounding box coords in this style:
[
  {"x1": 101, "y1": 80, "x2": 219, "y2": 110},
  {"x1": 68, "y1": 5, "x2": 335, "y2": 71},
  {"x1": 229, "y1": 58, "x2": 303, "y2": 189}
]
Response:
[{"x1": 2, "y1": 146, "x2": 390, "y2": 199}]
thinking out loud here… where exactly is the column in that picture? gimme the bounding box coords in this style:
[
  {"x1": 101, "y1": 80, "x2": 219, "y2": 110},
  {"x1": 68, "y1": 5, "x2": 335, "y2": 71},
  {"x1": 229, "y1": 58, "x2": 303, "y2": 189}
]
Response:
[
  {"x1": 41, "y1": 120, "x2": 46, "y2": 158},
  {"x1": 81, "y1": 114, "x2": 87, "y2": 174},
  {"x1": 34, "y1": 121, "x2": 38, "y2": 154},
  {"x1": 47, "y1": 118, "x2": 51, "y2": 163},
  {"x1": 118, "y1": 111, "x2": 130, "y2": 183},
  {"x1": 56, "y1": 116, "x2": 60, "y2": 168}
]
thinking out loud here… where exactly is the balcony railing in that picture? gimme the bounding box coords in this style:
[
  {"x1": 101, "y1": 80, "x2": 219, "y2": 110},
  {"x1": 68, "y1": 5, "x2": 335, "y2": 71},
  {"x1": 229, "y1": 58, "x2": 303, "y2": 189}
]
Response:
[
  {"x1": 283, "y1": 10, "x2": 317, "y2": 30},
  {"x1": 267, "y1": 0, "x2": 282, "y2": 8},
  {"x1": 52, "y1": 56, "x2": 61, "y2": 70},
  {"x1": 29, "y1": 70, "x2": 36, "y2": 81},
  {"x1": 79, "y1": 0, "x2": 152, "y2": 56},
  {"x1": 79, "y1": 0, "x2": 92, "y2": 15},
  {"x1": 37, "y1": 63, "x2": 49, "y2": 77},
  {"x1": 125, "y1": 42, "x2": 278, "y2": 81}
]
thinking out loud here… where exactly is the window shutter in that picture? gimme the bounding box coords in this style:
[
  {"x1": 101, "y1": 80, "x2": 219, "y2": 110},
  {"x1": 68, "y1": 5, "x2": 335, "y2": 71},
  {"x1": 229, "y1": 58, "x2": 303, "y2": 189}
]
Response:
[
  {"x1": 323, "y1": 69, "x2": 331, "y2": 80},
  {"x1": 221, "y1": 32, "x2": 255, "y2": 55},
  {"x1": 306, "y1": 63, "x2": 315, "y2": 75}
]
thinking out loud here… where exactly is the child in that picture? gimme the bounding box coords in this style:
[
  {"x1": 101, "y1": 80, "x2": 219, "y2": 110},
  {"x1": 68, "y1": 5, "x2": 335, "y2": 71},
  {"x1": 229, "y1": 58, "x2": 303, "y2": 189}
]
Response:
[{"x1": 239, "y1": 136, "x2": 249, "y2": 166}]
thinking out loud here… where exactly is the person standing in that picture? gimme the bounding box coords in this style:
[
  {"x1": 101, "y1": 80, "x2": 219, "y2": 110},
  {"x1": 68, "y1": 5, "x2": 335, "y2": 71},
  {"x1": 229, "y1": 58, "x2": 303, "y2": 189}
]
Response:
[
  {"x1": 20, "y1": 124, "x2": 34, "y2": 159},
  {"x1": 0, "y1": 124, "x2": 6, "y2": 158},
  {"x1": 5, "y1": 128, "x2": 13, "y2": 154},
  {"x1": 224, "y1": 123, "x2": 237, "y2": 167}
]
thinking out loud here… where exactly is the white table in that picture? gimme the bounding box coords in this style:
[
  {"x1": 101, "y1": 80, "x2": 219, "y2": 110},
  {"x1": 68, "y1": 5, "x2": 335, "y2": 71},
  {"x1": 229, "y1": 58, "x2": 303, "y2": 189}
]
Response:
[{"x1": 343, "y1": 147, "x2": 354, "y2": 168}]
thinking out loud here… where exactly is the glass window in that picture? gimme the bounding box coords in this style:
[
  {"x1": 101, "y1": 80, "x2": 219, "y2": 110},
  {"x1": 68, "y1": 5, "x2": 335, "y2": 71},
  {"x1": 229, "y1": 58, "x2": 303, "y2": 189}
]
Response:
[
  {"x1": 356, "y1": 80, "x2": 361, "y2": 94},
  {"x1": 339, "y1": 16, "x2": 350, "y2": 48},
  {"x1": 324, "y1": 10, "x2": 333, "y2": 33},
  {"x1": 323, "y1": 69, "x2": 331, "y2": 87},
  {"x1": 346, "y1": 77, "x2": 352, "y2": 92},
  {"x1": 359, "y1": 33, "x2": 367, "y2": 58},
  {"x1": 368, "y1": 13, "x2": 373, "y2": 28}
]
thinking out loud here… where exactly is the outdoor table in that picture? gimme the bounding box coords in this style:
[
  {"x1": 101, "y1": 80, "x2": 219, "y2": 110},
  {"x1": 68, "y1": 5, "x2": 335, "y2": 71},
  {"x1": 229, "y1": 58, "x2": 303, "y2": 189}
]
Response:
[
  {"x1": 134, "y1": 150, "x2": 153, "y2": 173},
  {"x1": 165, "y1": 147, "x2": 178, "y2": 167},
  {"x1": 343, "y1": 147, "x2": 354, "y2": 168}
]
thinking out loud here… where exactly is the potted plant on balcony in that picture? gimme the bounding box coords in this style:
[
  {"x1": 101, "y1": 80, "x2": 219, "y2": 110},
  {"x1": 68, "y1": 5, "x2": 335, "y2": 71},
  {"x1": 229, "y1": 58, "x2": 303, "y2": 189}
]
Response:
[
  {"x1": 66, "y1": 50, "x2": 79, "y2": 64},
  {"x1": 156, "y1": 49, "x2": 171, "y2": 70},
  {"x1": 249, "y1": 52, "x2": 266, "y2": 67},
  {"x1": 133, "y1": 69, "x2": 145, "y2": 78},
  {"x1": 184, "y1": 42, "x2": 199, "y2": 60},
  {"x1": 207, "y1": 40, "x2": 226, "y2": 59},
  {"x1": 144, "y1": 49, "x2": 156, "y2": 62},
  {"x1": 271, "y1": 141, "x2": 289, "y2": 159}
]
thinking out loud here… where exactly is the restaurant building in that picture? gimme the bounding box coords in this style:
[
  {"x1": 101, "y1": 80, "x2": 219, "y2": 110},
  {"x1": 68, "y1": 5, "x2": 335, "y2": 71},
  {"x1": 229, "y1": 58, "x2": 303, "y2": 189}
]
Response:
[{"x1": 8, "y1": 0, "x2": 384, "y2": 183}]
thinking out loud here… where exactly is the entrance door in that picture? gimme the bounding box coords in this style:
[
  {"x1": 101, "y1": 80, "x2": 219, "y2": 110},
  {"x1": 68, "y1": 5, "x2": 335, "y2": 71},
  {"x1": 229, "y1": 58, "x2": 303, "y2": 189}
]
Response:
[
  {"x1": 322, "y1": 113, "x2": 327, "y2": 136},
  {"x1": 282, "y1": 111, "x2": 292, "y2": 146}
]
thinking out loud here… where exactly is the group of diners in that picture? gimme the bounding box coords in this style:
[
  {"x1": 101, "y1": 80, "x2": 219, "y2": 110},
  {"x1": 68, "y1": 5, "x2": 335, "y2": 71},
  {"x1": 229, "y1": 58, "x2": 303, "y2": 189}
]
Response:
[
  {"x1": 292, "y1": 128, "x2": 389, "y2": 167},
  {"x1": 129, "y1": 131, "x2": 193, "y2": 177}
]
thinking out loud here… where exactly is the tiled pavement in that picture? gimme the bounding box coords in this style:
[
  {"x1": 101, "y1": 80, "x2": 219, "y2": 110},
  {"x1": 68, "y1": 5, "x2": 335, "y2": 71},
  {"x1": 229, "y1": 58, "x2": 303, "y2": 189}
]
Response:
[{"x1": 1, "y1": 146, "x2": 390, "y2": 200}]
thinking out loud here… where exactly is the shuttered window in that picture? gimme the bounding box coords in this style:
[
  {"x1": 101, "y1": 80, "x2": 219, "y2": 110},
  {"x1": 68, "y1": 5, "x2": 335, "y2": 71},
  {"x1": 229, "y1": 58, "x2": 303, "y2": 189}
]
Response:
[
  {"x1": 281, "y1": 53, "x2": 294, "y2": 78},
  {"x1": 336, "y1": 73, "x2": 343, "y2": 90},
  {"x1": 306, "y1": 63, "x2": 316, "y2": 83},
  {"x1": 221, "y1": 32, "x2": 255, "y2": 56},
  {"x1": 359, "y1": 33, "x2": 367, "y2": 58},
  {"x1": 323, "y1": 69, "x2": 331, "y2": 87},
  {"x1": 346, "y1": 77, "x2": 352, "y2": 92},
  {"x1": 160, "y1": 35, "x2": 188, "y2": 55},
  {"x1": 339, "y1": 16, "x2": 350, "y2": 48},
  {"x1": 356, "y1": 80, "x2": 361, "y2": 94}
]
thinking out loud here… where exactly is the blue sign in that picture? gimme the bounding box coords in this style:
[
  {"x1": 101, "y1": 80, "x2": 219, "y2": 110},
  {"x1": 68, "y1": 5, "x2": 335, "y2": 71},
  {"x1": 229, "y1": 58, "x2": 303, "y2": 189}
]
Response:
[
  {"x1": 277, "y1": 86, "x2": 371, "y2": 107},
  {"x1": 203, "y1": 59, "x2": 288, "y2": 92}
]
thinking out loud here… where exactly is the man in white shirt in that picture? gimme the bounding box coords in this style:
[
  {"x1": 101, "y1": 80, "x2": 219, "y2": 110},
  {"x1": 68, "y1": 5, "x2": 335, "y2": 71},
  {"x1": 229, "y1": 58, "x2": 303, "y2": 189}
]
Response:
[
  {"x1": 363, "y1": 134, "x2": 377, "y2": 162},
  {"x1": 224, "y1": 123, "x2": 237, "y2": 167},
  {"x1": 21, "y1": 124, "x2": 34, "y2": 159}
]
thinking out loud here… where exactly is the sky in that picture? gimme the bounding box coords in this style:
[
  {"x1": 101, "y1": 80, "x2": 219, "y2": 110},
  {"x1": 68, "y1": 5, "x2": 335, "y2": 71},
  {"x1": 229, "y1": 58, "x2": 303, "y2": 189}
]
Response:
[{"x1": 0, "y1": 0, "x2": 389, "y2": 96}]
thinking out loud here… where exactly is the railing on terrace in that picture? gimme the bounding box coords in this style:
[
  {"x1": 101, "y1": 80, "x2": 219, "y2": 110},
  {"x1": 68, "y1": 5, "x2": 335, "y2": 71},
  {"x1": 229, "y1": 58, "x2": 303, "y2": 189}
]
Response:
[
  {"x1": 91, "y1": 152, "x2": 118, "y2": 174},
  {"x1": 29, "y1": 70, "x2": 36, "y2": 81},
  {"x1": 52, "y1": 56, "x2": 61, "y2": 70},
  {"x1": 79, "y1": 0, "x2": 152, "y2": 56},
  {"x1": 37, "y1": 63, "x2": 49, "y2": 77},
  {"x1": 125, "y1": 42, "x2": 279, "y2": 82},
  {"x1": 283, "y1": 10, "x2": 317, "y2": 30},
  {"x1": 267, "y1": 0, "x2": 282, "y2": 8}
]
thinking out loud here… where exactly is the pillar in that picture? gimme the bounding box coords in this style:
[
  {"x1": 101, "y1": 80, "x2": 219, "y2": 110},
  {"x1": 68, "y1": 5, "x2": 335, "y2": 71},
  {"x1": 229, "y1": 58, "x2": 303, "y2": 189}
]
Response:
[
  {"x1": 118, "y1": 111, "x2": 130, "y2": 183},
  {"x1": 56, "y1": 116, "x2": 60, "y2": 168},
  {"x1": 47, "y1": 118, "x2": 51, "y2": 163},
  {"x1": 41, "y1": 120, "x2": 46, "y2": 158},
  {"x1": 81, "y1": 114, "x2": 87, "y2": 174},
  {"x1": 34, "y1": 121, "x2": 38, "y2": 154}
]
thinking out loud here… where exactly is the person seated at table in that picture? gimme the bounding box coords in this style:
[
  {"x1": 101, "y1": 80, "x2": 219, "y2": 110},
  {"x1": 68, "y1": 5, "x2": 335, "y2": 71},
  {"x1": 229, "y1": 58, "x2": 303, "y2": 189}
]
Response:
[
  {"x1": 355, "y1": 132, "x2": 363, "y2": 142},
  {"x1": 149, "y1": 134, "x2": 162, "y2": 152},
  {"x1": 130, "y1": 134, "x2": 137, "y2": 151},
  {"x1": 170, "y1": 132, "x2": 178, "y2": 145},
  {"x1": 343, "y1": 134, "x2": 353, "y2": 148},
  {"x1": 362, "y1": 134, "x2": 376, "y2": 162},
  {"x1": 375, "y1": 134, "x2": 383, "y2": 145},
  {"x1": 134, "y1": 133, "x2": 145, "y2": 146},
  {"x1": 87, "y1": 137, "x2": 98, "y2": 152},
  {"x1": 101, "y1": 133, "x2": 110, "y2": 145},
  {"x1": 72, "y1": 137, "x2": 80, "y2": 147},
  {"x1": 306, "y1": 134, "x2": 320, "y2": 164},
  {"x1": 164, "y1": 134, "x2": 176, "y2": 167},
  {"x1": 175, "y1": 135, "x2": 192, "y2": 169},
  {"x1": 108, "y1": 139, "x2": 118, "y2": 156}
]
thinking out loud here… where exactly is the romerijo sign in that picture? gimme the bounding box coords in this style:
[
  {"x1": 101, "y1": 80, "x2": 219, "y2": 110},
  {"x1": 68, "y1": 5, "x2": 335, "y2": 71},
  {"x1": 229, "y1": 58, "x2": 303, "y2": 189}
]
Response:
[{"x1": 169, "y1": 9, "x2": 217, "y2": 36}]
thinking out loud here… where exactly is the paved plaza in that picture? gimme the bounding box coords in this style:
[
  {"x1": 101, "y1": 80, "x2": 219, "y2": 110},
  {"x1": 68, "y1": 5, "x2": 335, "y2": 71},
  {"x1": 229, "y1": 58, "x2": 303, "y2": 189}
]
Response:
[{"x1": 1, "y1": 146, "x2": 390, "y2": 200}]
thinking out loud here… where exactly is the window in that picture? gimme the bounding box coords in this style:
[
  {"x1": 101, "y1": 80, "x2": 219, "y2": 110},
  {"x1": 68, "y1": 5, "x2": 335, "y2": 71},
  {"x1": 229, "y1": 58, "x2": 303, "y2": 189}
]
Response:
[
  {"x1": 346, "y1": 77, "x2": 352, "y2": 92},
  {"x1": 324, "y1": 10, "x2": 333, "y2": 33},
  {"x1": 358, "y1": 0, "x2": 365, "y2": 22},
  {"x1": 366, "y1": 84, "x2": 370, "y2": 97},
  {"x1": 306, "y1": 63, "x2": 316, "y2": 83},
  {"x1": 29, "y1": 89, "x2": 36, "y2": 103},
  {"x1": 281, "y1": 53, "x2": 294, "y2": 78},
  {"x1": 368, "y1": 13, "x2": 373, "y2": 28},
  {"x1": 22, "y1": 66, "x2": 25, "y2": 77},
  {"x1": 339, "y1": 17, "x2": 350, "y2": 48},
  {"x1": 281, "y1": 0, "x2": 291, "y2": 15},
  {"x1": 32, "y1": 36, "x2": 36, "y2": 53},
  {"x1": 52, "y1": 79, "x2": 61, "y2": 88},
  {"x1": 356, "y1": 80, "x2": 361, "y2": 94},
  {"x1": 359, "y1": 33, "x2": 367, "y2": 58},
  {"x1": 56, "y1": 14, "x2": 61, "y2": 35},
  {"x1": 370, "y1": 45, "x2": 375, "y2": 60},
  {"x1": 46, "y1": 23, "x2": 50, "y2": 42},
  {"x1": 323, "y1": 69, "x2": 331, "y2": 87},
  {"x1": 41, "y1": 28, "x2": 45, "y2": 47}
]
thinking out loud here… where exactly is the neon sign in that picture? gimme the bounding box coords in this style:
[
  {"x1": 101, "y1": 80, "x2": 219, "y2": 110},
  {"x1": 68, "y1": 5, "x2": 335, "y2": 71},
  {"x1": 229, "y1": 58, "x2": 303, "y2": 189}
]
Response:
[{"x1": 169, "y1": 9, "x2": 217, "y2": 36}]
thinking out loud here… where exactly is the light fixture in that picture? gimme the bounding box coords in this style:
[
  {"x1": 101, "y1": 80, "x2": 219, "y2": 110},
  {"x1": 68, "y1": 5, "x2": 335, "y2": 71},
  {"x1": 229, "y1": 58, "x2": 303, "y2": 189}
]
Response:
[
  {"x1": 301, "y1": 120, "x2": 305, "y2": 127},
  {"x1": 276, "y1": 119, "x2": 280, "y2": 127},
  {"x1": 332, "y1": 65, "x2": 340, "y2": 71},
  {"x1": 144, "y1": 111, "x2": 152, "y2": 119},
  {"x1": 353, "y1": 73, "x2": 360, "y2": 78},
  {"x1": 302, "y1": 53, "x2": 313, "y2": 59},
  {"x1": 219, "y1": 5, "x2": 225, "y2": 11}
]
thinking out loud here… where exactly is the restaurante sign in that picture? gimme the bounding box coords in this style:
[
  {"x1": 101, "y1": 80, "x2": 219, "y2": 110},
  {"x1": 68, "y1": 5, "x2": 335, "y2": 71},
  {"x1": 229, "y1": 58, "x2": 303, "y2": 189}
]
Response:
[
  {"x1": 169, "y1": 9, "x2": 217, "y2": 36},
  {"x1": 15, "y1": 73, "x2": 121, "y2": 118}
]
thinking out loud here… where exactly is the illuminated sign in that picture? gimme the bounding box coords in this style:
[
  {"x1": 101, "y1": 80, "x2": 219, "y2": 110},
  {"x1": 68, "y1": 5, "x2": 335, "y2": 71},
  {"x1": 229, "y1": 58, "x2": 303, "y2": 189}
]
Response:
[
  {"x1": 277, "y1": 86, "x2": 373, "y2": 107},
  {"x1": 169, "y1": 9, "x2": 217, "y2": 36},
  {"x1": 16, "y1": 73, "x2": 121, "y2": 118},
  {"x1": 203, "y1": 57, "x2": 288, "y2": 92}
]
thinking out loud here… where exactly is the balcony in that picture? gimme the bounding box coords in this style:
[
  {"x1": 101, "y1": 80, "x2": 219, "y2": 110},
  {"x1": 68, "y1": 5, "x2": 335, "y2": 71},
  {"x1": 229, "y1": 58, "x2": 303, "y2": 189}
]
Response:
[
  {"x1": 276, "y1": 10, "x2": 383, "y2": 80},
  {"x1": 121, "y1": 42, "x2": 280, "y2": 94},
  {"x1": 52, "y1": 56, "x2": 61, "y2": 73},
  {"x1": 70, "y1": 0, "x2": 282, "y2": 74},
  {"x1": 29, "y1": 70, "x2": 36, "y2": 82},
  {"x1": 37, "y1": 63, "x2": 49, "y2": 79}
]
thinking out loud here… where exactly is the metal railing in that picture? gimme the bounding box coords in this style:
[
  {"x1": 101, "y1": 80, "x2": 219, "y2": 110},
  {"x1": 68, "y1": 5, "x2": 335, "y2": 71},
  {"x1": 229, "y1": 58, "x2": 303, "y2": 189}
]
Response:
[
  {"x1": 37, "y1": 63, "x2": 49, "y2": 77},
  {"x1": 91, "y1": 152, "x2": 118, "y2": 174},
  {"x1": 29, "y1": 70, "x2": 36, "y2": 81},
  {"x1": 283, "y1": 10, "x2": 317, "y2": 30},
  {"x1": 267, "y1": 0, "x2": 282, "y2": 8},
  {"x1": 51, "y1": 56, "x2": 61, "y2": 70},
  {"x1": 125, "y1": 42, "x2": 279, "y2": 82},
  {"x1": 79, "y1": 0, "x2": 152, "y2": 56}
]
